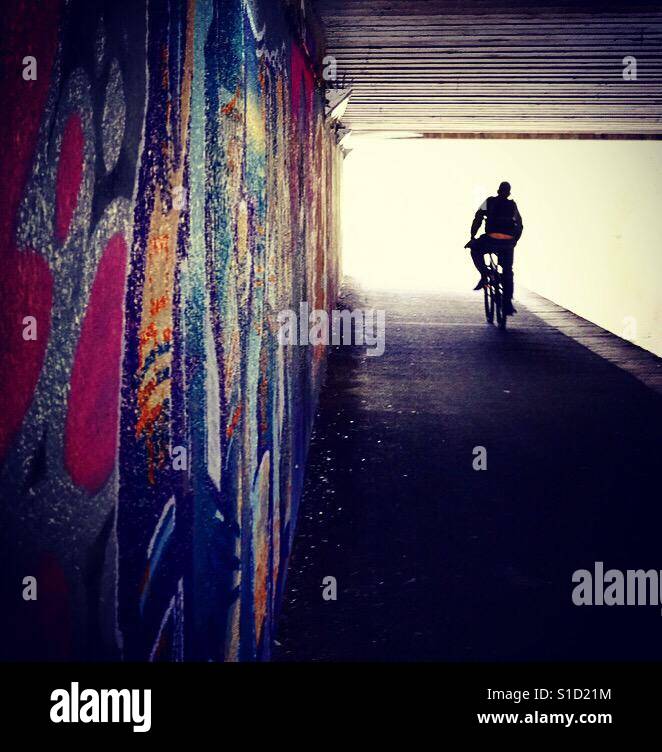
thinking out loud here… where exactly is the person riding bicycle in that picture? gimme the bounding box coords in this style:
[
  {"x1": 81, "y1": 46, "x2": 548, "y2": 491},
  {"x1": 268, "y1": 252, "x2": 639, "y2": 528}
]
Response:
[{"x1": 464, "y1": 181, "x2": 523, "y2": 315}]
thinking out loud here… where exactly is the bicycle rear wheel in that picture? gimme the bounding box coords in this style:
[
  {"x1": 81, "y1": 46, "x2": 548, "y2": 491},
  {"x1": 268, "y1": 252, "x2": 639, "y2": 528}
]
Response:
[
  {"x1": 484, "y1": 282, "x2": 494, "y2": 323},
  {"x1": 495, "y1": 285, "x2": 507, "y2": 330}
]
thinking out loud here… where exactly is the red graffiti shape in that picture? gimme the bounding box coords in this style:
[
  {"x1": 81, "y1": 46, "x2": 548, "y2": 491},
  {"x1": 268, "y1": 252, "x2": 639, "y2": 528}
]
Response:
[
  {"x1": 0, "y1": 254, "x2": 53, "y2": 459},
  {"x1": 0, "y1": 0, "x2": 61, "y2": 462},
  {"x1": 55, "y1": 114, "x2": 85, "y2": 243},
  {"x1": 65, "y1": 234, "x2": 128, "y2": 493},
  {"x1": 0, "y1": 0, "x2": 61, "y2": 253}
]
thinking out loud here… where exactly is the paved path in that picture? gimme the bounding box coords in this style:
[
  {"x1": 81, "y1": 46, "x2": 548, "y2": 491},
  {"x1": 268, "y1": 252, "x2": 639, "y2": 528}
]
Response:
[{"x1": 274, "y1": 284, "x2": 662, "y2": 661}]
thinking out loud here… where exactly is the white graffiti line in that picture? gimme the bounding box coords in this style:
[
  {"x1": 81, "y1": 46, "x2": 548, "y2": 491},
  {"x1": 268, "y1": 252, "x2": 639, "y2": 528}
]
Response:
[
  {"x1": 243, "y1": 0, "x2": 266, "y2": 42},
  {"x1": 146, "y1": 495, "x2": 176, "y2": 560}
]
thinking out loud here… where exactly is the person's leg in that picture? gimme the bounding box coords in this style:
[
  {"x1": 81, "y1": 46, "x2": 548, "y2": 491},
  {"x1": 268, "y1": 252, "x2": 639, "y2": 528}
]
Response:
[
  {"x1": 469, "y1": 236, "x2": 488, "y2": 288},
  {"x1": 470, "y1": 247, "x2": 486, "y2": 274},
  {"x1": 499, "y1": 245, "x2": 515, "y2": 311}
]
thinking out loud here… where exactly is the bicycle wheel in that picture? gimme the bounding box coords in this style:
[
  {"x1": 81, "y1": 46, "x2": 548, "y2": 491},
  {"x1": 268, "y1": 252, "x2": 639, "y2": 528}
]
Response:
[
  {"x1": 495, "y1": 284, "x2": 506, "y2": 330},
  {"x1": 483, "y1": 280, "x2": 494, "y2": 323}
]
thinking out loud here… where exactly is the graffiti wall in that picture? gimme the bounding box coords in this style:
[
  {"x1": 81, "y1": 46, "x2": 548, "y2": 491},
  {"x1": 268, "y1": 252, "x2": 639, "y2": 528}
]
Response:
[{"x1": 0, "y1": 0, "x2": 341, "y2": 661}]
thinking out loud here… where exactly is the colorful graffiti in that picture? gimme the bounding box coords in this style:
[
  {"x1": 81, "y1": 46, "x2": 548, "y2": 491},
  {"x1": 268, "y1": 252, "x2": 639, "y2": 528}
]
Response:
[{"x1": 0, "y1": 0, "x2": 341, "y2": 661}]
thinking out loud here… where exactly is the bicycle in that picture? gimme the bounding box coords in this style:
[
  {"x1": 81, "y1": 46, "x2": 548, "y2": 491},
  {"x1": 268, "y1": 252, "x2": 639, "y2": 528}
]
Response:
[{"x1": 483, "y1": 252, "x2": 508, "y2": 330}]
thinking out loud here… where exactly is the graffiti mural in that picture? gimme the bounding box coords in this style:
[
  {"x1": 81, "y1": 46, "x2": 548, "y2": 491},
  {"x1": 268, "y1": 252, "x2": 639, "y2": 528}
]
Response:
[{"x1": 0, "y1": 0, "x2": 341, "y2": 661}]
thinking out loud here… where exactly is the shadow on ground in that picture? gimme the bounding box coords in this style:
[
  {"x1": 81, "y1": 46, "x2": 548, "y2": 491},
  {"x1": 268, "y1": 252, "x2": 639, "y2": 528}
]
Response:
[{"x1": 273, "y1": 283, "x2": 662, "y2": 661}]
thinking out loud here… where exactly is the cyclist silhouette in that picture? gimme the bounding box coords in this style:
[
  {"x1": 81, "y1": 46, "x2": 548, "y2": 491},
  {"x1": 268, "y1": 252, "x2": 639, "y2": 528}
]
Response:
[{"x1": 464, "y1": 181, "x2": 523, "y2": 315}]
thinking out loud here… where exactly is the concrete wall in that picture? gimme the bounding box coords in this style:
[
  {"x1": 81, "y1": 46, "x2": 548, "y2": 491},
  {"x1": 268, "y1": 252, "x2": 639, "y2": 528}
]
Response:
[
  {"x1": 0, "y1": 0, "x2": 341, "y2": 660},
  {"x1": 510, "y1": 140, "x2": 662, "y2": 358}
]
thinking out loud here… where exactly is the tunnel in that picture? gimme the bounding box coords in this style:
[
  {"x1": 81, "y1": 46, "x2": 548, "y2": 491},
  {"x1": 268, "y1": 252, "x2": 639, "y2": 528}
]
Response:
[{"x1": 0, "y1": 0, "x2": 661, "y2": 669}]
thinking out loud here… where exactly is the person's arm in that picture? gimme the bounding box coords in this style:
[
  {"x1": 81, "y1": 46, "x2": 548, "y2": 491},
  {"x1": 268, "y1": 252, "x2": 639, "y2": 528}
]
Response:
[
  {"x1": 513, "y1": 202, "x2": 523, "y2": 242},
  {"x1": 470, "y1": 200, "x2": 487, "y2": 239}
]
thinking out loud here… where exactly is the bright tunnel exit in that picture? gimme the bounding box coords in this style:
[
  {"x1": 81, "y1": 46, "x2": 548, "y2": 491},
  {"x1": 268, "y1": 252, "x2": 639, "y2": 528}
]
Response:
[{"x1": 342, "y1": 137, "x2": 662, "y2": 357}]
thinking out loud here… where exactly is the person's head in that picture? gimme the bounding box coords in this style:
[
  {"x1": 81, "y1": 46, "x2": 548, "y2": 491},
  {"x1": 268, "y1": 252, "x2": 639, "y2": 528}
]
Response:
[{"x1": 497, "y1": 181, "x2": 511, "y2": 198}]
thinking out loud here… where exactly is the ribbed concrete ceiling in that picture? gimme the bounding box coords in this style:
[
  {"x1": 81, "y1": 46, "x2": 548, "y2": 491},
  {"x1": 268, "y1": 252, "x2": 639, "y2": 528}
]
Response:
[{"x1": 315, "y1": 0, "x2": 662, "y2": 136}]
